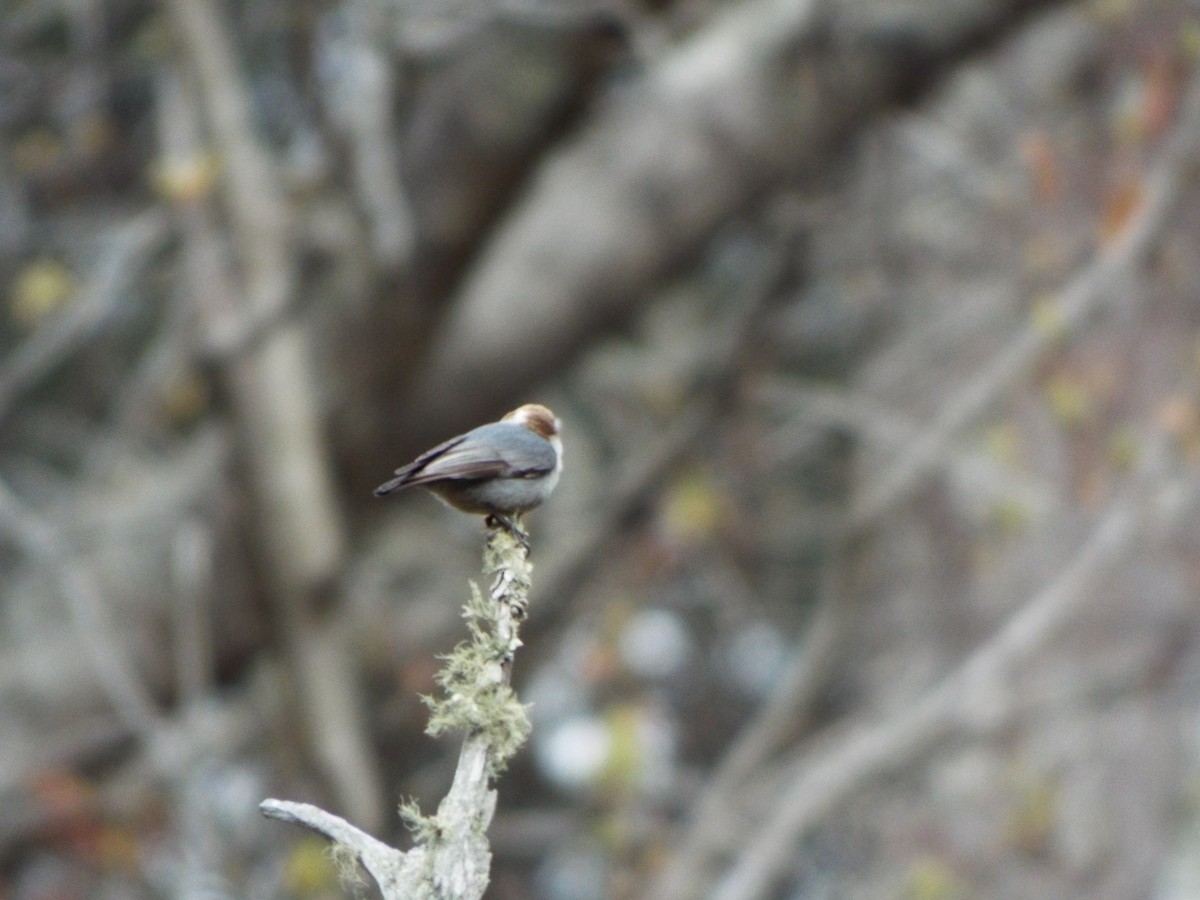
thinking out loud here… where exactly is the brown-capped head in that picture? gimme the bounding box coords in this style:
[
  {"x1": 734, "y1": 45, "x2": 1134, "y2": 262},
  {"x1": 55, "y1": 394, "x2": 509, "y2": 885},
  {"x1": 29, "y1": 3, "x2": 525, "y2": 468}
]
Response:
[{"x1": 502, "y1": 404, "x2": 560, "y2": 440}]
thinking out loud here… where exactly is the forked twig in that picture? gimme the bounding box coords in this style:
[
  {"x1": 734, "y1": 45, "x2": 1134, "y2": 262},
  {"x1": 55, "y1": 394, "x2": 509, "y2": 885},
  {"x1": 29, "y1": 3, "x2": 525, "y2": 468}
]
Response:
[{"x1": 262, "y1": 523, "x2": 536, "y2": 899}]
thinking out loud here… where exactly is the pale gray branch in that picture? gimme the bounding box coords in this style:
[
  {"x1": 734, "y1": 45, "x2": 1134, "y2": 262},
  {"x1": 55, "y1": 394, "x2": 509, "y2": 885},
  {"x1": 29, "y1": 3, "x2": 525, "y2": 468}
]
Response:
[
  {"x1": 708, "y1": 420, "x2": 1198, "y2": 900},
  {"x1": 0, "y1": 477, "x2": 164, "y2": 740},
  {"x1": 846, "y1": 66, "x2": 1200, "y2": 534},
  {"x1": 161, "y1": 0, "x2": 381, "y2": 828},
  {"x1": 407, "y1": 0, "x2": 1057, "y2": 442},
  {"x1": 0, "y1": 212, "x2": 168, "y2": 422},
  {"x1": 320, "y1": 2, "x2": 415, "y2": 267},
  {"x1": 711, "y1": 488, "x2": 1139, "y2": 900},
  {"x1": 260, "y1": 800, "x2": 409, "y2": 893},
  {"x1": 262, "y1": 525, "x2": 535, "y2": 899}
]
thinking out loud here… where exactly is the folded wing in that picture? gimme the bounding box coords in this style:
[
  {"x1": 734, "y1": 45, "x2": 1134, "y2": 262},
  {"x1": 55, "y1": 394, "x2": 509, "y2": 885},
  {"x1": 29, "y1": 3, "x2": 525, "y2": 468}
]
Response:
[{"x1": 375, "y1": 423, "x2": 554, "y2": 495}]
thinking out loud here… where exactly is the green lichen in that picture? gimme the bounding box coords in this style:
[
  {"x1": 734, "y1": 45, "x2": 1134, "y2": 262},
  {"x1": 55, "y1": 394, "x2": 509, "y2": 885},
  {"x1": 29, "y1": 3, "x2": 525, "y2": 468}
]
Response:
[{"x1": 422, "y1": 526, "x2": 534, "y2": 775}]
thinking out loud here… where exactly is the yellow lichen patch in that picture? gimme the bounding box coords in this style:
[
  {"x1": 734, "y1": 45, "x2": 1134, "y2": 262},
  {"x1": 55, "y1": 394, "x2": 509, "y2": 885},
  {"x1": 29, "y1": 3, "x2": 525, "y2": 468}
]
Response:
[
  {"x1": 660, "y1": 466, "x2": 724, "y2": 544},
  {"x1": 283, "y1": 835, "x2": 340, "y2": 896},
  {"x1": 152, "y1": 152, "x2": 220, "y2": 203},
  {"x1": 10, "y1": 259, "x2": 75, "y2": 326}
]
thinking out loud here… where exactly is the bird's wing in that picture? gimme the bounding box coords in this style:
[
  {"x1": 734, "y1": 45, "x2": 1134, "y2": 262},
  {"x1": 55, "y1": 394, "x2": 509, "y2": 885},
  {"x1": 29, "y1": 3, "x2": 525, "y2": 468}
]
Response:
[
  {"x1": 393, "y1": 424, "x2": 555, "y2": 487},
  {"x1": 374, "y1": 434, "x2": 470, "y2": 495}
]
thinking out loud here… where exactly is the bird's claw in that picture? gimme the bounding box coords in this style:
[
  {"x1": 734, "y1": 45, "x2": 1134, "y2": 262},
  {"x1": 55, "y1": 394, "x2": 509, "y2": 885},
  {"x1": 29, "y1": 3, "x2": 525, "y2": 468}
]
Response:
[{"x1": 487, "y1": 514, "x2": 531, "y2": 552}]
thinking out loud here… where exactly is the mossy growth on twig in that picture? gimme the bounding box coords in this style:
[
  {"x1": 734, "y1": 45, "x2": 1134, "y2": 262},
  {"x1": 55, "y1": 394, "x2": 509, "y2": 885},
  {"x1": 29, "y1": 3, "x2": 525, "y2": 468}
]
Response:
[
  {"x1": 422, "y1": 524, "x2": 533, "y2": 775},
  {"x1": 259, "y1": 507, "x2": 541, "y2": 899},
  {"x1": 327, "y1": 842, "x2": 369, "y2": 897},
  {"x1": 398, "y1": 796, "x2": 441, "y2": 844}
]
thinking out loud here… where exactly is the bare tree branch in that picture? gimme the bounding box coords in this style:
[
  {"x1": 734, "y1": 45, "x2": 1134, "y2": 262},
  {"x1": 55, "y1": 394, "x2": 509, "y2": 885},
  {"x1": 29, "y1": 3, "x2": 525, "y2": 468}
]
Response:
[
  {"x1": 647, "y1": 561, "x2": 849, "y2": 900},
  {"x1": 710, "y1": 457, "x2": 1193, "y2": 900},
  {"x1": 652, "y1": 67, "x2": 1200, "y2": 899},
  {"x1": 405, "y1": 0, "x2": 1058, "y2": 444},
  {"x1": 0, "y1": 213, "x2": 168, "y2": 423},
  {"x1": 261, "y1": 799, "x2": 408, "y2": 891},
  {"x1": 845, "y1": 65, "x2": 1200, "y2": 535},
  {"x1": 160, "y1": 0, "x2": 383, "y2": 829},
  {"x1": 263, "y1": 524, "x2": 537, "y2": 899},
  {"x1": 0, "y1": 477, "x2": 164, "y2": 739},
  {"x1": 319, "y1": 1, "x2": 415, "y2": 268}
]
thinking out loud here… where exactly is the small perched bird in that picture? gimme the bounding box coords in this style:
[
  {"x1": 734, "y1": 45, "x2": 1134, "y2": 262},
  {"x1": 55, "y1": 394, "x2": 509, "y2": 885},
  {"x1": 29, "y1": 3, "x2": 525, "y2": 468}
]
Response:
[{"x1": 374, "y1": 404, "x2": 563, "y2": 541}]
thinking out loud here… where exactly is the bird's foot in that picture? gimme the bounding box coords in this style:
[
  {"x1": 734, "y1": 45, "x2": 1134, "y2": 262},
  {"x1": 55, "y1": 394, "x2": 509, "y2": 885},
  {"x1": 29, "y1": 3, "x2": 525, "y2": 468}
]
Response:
[{"x1": 486, "y1": 514, "x2": 530, "y2": 552}]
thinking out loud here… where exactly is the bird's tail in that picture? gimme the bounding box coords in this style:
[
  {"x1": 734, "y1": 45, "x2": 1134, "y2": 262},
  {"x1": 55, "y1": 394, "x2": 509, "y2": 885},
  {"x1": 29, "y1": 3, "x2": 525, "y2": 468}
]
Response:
[{"x1": 373, "y1": 475, "x2": 409, "y2": 496}]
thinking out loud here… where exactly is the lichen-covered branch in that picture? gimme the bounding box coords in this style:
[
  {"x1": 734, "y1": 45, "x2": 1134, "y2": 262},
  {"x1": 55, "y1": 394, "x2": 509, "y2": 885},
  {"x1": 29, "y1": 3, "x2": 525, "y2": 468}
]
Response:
[{"x1": 261, "y1": 522, "x2": 535, "y2": 899}]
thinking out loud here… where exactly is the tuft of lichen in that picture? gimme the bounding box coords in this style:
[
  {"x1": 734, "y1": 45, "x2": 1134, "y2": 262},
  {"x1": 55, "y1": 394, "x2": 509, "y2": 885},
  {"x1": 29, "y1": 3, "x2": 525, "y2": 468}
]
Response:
[
  {"x1": 422, "y1": 524, "x2": 534, "y2": 775},
  {"x1": 398, "y1": 797, "x2": 441, "y2": 844},
  {"x1": 327, "y1": 841, "x2": 368, "y2": 898}
]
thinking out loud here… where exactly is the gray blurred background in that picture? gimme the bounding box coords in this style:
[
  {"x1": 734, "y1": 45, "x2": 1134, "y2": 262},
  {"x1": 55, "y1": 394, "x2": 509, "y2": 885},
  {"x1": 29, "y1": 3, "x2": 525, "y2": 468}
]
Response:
[{"x1": 1, "y1": 0, "x2": 1199, "y2": 897}]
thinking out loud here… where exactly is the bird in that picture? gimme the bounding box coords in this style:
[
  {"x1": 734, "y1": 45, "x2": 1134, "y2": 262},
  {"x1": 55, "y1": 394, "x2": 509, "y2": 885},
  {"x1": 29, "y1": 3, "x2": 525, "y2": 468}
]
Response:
[{"x1": 374, "y1": 404, "x2": 562, "y2": 544}]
